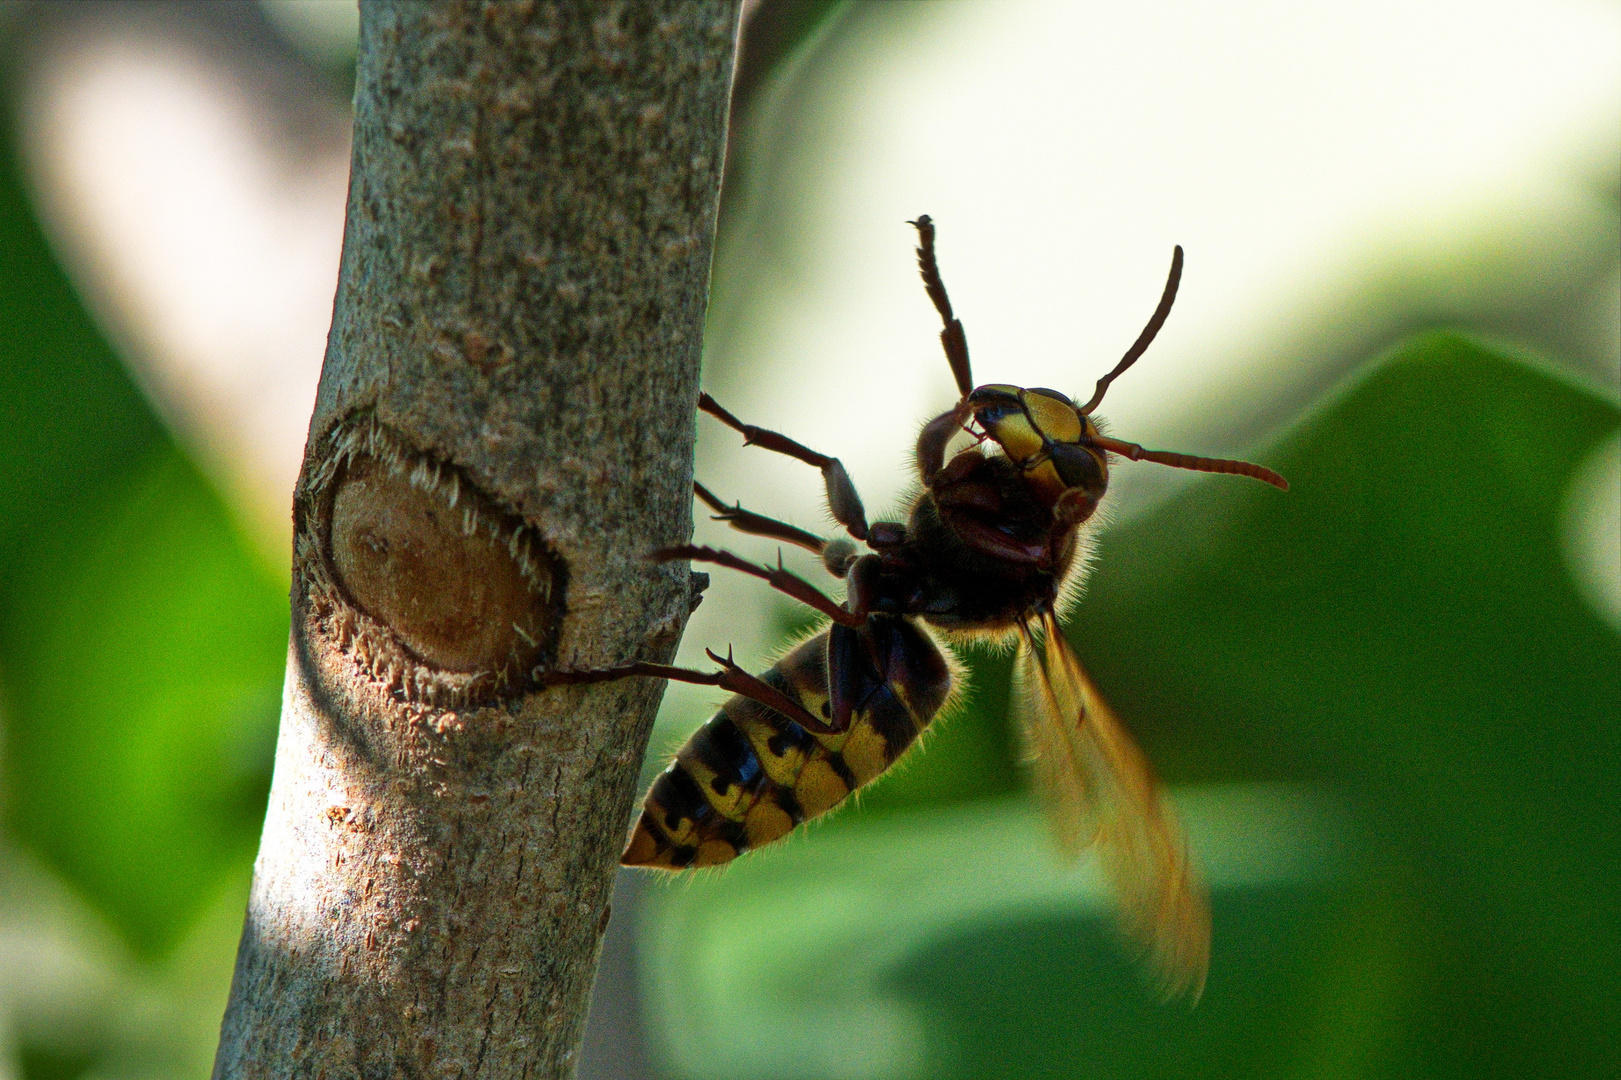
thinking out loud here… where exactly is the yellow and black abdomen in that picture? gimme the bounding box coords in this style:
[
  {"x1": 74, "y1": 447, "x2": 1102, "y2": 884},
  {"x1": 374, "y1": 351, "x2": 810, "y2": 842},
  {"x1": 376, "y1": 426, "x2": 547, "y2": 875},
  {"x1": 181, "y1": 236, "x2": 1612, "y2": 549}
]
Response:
[{"x1": 622, "y1": 616, "x2": 953, "y2": 870}]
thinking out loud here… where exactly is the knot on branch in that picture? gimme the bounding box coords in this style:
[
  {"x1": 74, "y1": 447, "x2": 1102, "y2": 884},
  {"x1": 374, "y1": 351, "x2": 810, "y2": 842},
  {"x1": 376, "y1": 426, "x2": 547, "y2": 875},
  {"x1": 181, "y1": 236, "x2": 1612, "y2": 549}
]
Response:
[{"x1": 296, "y1": 413, "x2": 569, "y2": 708}]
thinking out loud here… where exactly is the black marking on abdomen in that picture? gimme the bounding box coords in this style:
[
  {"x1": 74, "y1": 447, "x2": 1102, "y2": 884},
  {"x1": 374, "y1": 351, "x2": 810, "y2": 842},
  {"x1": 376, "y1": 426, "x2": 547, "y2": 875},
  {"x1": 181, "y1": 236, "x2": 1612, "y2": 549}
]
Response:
[
  {"x1": 691, "y1": 714, "x2": 765, "y2": 796},
  {"x1": 863, "y1": 684, "x2": 923, "y2": 762},
  {"x1": 715, "y1": 815, "x2": 750, "y2": 853},
  {"x1": 765, "y1": 719, "x2": 816, "y2": 758},
  {"x1": 774, "y1": 784, "x2": 805, "y2": 825},
  {"x1": 652, "y1": 766, "x2": 711, "y2": 832},
  {"x1": 875, "y1": 615, "x2": 955, "y2": 723},
  {"x1": 824, "y1": 750, "x2": 857, "y2": 789}
]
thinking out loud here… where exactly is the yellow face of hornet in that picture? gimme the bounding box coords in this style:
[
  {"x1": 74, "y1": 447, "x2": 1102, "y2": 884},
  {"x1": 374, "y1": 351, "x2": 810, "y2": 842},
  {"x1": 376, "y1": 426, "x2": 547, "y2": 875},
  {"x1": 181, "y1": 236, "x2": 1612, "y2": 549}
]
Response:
[{"x1": 967, "y1": 384, "x2": 1109, "y2": 505}]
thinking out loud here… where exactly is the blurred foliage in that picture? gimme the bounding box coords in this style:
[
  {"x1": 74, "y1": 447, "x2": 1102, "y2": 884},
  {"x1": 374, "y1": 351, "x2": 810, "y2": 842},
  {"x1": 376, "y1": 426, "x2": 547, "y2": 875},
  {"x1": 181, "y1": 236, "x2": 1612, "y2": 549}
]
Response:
[
  {"x1": 640, "y1": 336, "x2": 1620, "y2": 1080},
  {"x1": 0, "y1": 84, "x2": 285, "y2": 960},
  {"x1": 0, "y1": 3, "x2": 1615, "y2": 1080},
  {"x1": 728, "y1": 0, "x2": 847, "y2": 130},
  {"x1": 4, "y1": 449, "x2": 284, "y2": 957}
]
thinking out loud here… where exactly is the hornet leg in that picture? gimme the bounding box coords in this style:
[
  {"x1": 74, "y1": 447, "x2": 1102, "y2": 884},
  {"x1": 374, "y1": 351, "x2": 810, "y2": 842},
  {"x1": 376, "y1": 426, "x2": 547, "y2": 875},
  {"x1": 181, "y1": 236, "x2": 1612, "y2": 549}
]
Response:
[
  {"x1": 698, "y1": 393, "x2": 870, "y2": 541},
  {"x1": 537, "y1": 648, "x2": 844, "y2": 736},
  {"x1": 694, "y1": 481, "x2": 825, "y2": 554},
  {"x1": 654, "y1": 544, "x2": 865, "y2": 628}
]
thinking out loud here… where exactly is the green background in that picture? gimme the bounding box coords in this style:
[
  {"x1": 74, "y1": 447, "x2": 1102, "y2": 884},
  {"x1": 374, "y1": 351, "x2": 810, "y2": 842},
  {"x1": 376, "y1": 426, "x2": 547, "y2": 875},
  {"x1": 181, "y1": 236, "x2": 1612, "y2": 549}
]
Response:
[
  {"x1": 0, "y1": 3, "x2": 1616, "y2": 1079},
  {"x1": 637, "y1": 338, "x2": 1618, "y2": 1079}
]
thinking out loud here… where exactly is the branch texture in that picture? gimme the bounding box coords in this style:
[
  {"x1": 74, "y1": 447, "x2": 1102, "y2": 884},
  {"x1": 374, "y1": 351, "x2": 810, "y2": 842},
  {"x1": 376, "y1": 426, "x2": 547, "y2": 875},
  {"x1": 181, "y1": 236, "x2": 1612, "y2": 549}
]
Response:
[{"x1": 213, "y1": 2, "x2": 739, "y2": 1076}]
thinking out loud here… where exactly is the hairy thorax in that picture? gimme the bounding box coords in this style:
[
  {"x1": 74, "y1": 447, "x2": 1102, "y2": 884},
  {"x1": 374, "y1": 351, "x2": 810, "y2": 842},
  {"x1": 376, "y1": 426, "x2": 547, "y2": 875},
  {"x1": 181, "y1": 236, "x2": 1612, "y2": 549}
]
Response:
[{"x1": 897, "y1": 451, "x2": 1078, "y2": 635}]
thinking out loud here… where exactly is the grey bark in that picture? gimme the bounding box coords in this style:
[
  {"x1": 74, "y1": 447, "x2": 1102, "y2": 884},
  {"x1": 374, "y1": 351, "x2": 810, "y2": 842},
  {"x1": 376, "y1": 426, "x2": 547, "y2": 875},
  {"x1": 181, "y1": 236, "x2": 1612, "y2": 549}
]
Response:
[{"x1": 212, "y1": 3, "x2": 739, "y2": 1077}]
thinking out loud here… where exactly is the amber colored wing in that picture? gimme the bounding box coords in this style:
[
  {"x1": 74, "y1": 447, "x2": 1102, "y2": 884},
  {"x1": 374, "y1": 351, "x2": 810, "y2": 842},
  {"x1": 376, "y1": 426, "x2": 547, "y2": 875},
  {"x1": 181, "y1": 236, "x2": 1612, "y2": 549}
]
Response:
[{"x1": 1012, "y1": 610, "x2": 1210, "y2": 1000}]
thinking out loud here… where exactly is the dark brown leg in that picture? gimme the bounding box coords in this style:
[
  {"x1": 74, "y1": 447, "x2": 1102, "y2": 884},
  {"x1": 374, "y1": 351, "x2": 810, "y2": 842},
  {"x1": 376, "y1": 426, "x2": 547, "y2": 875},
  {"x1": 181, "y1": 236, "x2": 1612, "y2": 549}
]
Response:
[
  {"x1": 910, "y1": 215, "x2": 974, "y2": 399},
  {"x1": 654, "y1": 544, "x2": 865, "y2": 628},
  {"x1": 915, "y1": 401, "x2": 971, "y2": 484},
  {"x1": 538, "y1": 648, "x2": 843, "y2": 736},
  {"x1": 698, "y1": 393, "x2": 869, "y2": 541},
  {"x1": 694, "y1": 481, "x2": 826, "y2": 554}
]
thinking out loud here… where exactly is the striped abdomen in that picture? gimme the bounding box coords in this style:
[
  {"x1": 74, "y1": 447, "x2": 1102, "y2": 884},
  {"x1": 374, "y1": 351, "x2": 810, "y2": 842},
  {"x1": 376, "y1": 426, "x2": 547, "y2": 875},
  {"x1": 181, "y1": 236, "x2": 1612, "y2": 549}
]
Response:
[{"x1": 622, "y1": 615, "x2": 954, "y2": 869}]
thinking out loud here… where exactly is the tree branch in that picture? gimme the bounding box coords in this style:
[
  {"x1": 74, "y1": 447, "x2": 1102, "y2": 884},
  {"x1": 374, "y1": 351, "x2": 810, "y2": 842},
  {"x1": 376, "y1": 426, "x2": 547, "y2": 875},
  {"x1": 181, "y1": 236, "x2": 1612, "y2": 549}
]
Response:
[{"x1": 212, "y1": 2, "x2": 739, "y2": 1076}]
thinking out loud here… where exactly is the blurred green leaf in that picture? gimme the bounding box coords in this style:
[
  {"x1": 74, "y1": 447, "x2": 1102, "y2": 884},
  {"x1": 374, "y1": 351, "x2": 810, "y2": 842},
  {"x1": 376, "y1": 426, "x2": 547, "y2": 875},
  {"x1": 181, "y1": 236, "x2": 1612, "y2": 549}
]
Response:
[
  {"x1": 0, "y1": 110, "x2": 286, "y2": 959},
  {"x1": 646, "y1": 787, "x2": 1351, "y2": 1080},
  {"x1": 0, "y1": 105, "x2": 163, "y2": 560},
  {"x1": 1075, "y1": 333, "x2": 1619, "y2": 1076},
  {"x1": 730, "y1": 0, "x2": 851, "y2": 124},
  {"x1": 17, "y1": 1044, "x2": 98, "y2": 1080},
  {"x1": 4, "y1": 448, "x2": 286, "y2": 959},
  {"x1": 640, "y1": 335, "x2": 1620, "y2": 1079}
]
